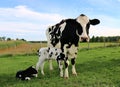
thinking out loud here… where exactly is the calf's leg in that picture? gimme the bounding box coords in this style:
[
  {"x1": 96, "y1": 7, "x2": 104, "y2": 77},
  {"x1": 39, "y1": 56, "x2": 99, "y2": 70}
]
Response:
[
  {"x1": 58, "y1": 60, "x2": 64, "y2": 77},
  {"x1": 49, "y1": 60, "x2": 53, "y2": 70},
  {"x1": 36, "y1": 59, "x2": 45, "y2": 75}
]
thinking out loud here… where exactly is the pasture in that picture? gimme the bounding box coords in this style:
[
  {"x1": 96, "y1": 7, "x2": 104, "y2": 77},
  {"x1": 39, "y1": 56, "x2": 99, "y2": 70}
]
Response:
[{"x1": 0, "y1": 42, "x2": 120, "y2": 87}]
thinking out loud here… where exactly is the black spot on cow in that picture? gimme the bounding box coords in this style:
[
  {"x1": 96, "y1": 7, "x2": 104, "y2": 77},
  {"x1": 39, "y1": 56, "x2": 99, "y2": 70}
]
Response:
[
  {"x1": 71, "y1": 58, "x2": 75, "y2": 65},
  {"x1": 57, "y1": 53, "x2": 65, "y2": 62},
  {"x1": 55, "y1": 52, "x2": 58, "y2": 56},
  {"x1": 60, "y1": 19, "x2": 83, "y2": 50},
  {"x1": 75, "y1": 52, "x2": 77, "y2": 55},
  {"x1": 47, "y1": 47, "x2": 50, "y2": 52}
]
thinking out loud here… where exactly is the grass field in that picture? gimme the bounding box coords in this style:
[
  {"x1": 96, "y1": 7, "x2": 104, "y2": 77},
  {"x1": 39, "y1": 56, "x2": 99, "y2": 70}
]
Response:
[
  {"x1": 0, "y1": 45, "x2": 120, "y2": 87},
  {"x1": 0, "y1": 41, "x2": 47, "y2": 56}
]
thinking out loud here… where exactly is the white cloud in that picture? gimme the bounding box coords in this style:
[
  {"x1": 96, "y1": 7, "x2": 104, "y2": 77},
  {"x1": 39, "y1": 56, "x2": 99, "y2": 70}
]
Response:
[
  {"x1": 0, "y1": 5, "x2": 120, "y2": 41},
  {"x1": 0, "y1": 5, "x2": 64, "y2": 22},
  {"x1": 90, "y1": 26, "x2": 120, "y2": 37},
  {"x1": 89, "y1": 14, "x2": 120, "y2": 37},
  {"x1": 0, "y1": 5, "x2": 65, "y2": 41}
]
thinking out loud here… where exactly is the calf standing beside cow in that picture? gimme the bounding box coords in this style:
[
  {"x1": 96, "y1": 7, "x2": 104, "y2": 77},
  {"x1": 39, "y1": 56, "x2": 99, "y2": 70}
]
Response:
[{"x1": 36, "y1": 47, "x2": 65, "y2": 77}]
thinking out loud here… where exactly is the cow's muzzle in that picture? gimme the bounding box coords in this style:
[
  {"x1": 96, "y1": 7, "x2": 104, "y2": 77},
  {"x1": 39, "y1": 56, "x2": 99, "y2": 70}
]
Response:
[{"x1": 80, "y1": 37, "x2": 89, "y2": 42}]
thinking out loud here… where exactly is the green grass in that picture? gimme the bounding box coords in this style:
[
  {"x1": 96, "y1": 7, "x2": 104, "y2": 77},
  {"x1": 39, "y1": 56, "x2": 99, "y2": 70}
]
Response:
[{"x1": 0, "y1": 46, "x2": 120, "y2": 87}]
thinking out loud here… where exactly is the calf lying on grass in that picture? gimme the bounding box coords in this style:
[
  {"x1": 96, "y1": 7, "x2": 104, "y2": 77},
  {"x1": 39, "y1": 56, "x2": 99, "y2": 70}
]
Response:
[
  {"x1": 16, "y1": 66, "x2": 38, "y2": 80},
  {"x1": 36, "y1": 47, "x2": 65, "y2": 77}
]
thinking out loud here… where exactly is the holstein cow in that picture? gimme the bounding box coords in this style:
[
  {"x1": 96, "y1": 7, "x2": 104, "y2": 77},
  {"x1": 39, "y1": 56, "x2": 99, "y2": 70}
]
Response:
[{"x1": 46, "y1": 14, "x2": 100, "y2": 78}]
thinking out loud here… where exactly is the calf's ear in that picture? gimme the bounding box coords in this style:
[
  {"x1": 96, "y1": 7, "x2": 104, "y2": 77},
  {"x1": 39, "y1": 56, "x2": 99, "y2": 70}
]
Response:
[{"x1": 90, "y1": 19, "x2": 100, "y2": 25}]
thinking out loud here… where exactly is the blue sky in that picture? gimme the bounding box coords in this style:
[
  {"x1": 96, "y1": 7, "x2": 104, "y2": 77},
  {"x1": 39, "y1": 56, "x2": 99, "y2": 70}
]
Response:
[{"x1": 0, "y1": 0, "x2": 120, "y2": 41}]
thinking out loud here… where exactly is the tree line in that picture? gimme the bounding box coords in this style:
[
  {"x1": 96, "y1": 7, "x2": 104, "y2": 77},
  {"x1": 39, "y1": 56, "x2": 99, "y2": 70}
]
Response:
[
  {"x1": 1, "y1": 36, "x2": 120, "y2": 42},
  {"x1": 0, "y1": 36, "x2": 26, "y2": 41},
  {"x1": 90, "y1": 36, "x2": 120, "y2": 42}
]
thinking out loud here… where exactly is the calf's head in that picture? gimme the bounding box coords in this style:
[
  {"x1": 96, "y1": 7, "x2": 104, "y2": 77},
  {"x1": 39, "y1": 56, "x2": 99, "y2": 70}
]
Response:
[{"x1": 76, "y1": 14, "x2": 100, "y2": 42}]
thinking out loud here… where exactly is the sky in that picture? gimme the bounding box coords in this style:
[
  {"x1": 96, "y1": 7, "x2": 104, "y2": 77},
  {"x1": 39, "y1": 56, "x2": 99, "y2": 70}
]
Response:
[{"x1": 0, "y1": 0, "x2": 120, "y2": 41}]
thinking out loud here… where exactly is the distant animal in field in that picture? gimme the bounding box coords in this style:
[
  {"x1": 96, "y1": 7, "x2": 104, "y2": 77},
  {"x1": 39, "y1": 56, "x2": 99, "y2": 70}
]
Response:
[
  {"x1": 36, "y1": 47, "x2": 65, "y2": 77},
  {"x1": 16, "y1": 66, "x2": 38, "y2": 80},
  {"x1": 46, "y1": 14, "x2": 100, "y2": 78}
]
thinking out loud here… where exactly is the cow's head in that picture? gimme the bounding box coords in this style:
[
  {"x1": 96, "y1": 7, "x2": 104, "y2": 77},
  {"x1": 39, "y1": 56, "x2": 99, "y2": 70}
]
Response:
[{"x1": 76, "y1": 14, "x2": 100, "y2": 42}]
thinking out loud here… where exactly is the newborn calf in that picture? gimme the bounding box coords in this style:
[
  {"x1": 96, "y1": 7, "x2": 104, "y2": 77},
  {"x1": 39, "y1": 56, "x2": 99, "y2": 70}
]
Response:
[
  {"x1": 36, "y1": 47, "x2": 64, "y2": 76},
  {"x1": 16, "y1": 66, "x2": 38, "y2": 80}
]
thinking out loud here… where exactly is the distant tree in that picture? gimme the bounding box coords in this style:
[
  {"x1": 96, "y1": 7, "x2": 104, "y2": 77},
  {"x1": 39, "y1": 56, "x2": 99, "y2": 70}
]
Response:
[
  {"x1": 0, "y1": 37, "x2": 2, "y2": 41},
  {"x1": 90, "y1": 36, "x2": 95, "y2": 42},
  {"x1": 16, "y1": 38, "x2": 19, "y2": 41},
  {"x1": 99, "y1": 36, "x2": 104, "y2": 42},
  {"x1": 20, "y1": 38, "x2": 26, "y2": 41},
  {"x1": 7, "y1": 38, "x2": 11, "y2": 41},
  {"x1": 95, "y1": 36, "x2": 99, "y2": 42}
]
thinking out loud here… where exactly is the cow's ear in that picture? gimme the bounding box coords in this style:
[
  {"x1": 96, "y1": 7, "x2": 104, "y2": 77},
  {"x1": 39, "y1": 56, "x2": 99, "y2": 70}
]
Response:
[{"x1": 90, "y1": 19, "x2": 100, "y2": 25}]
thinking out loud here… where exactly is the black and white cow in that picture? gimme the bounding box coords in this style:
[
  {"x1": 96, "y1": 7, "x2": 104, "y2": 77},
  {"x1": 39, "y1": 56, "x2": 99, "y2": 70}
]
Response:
[{"x1": 46, "y1": 14, "x2": 100, "y2": 78}]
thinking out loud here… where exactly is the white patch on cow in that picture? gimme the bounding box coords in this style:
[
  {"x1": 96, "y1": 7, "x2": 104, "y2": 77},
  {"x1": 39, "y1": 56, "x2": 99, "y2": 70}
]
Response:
[
  {"x1": 55, "y1": 41, "x2": 61, "y2": 48},
  {"x1": 58, "y1": 61, "x2": 64, "y2": 77},
  {"x1": 46, "y1": 26, "x2": 52, "y2": 47},
  {"x1": 25, "y1": 77, "x2": 31, "y2": 80},
  {"x1": 32, "y1": 66, "x2": 35, "y2": 68},
  {"x1": 76, "y1": 15, "x2": 89, "y2": 41},
  {"x1": 72, "y1": 65, "x2": 77, "y2": 75},
  {"x1": 64, "y1": 44, "x2": 78, "y2": 58},
  {"x1": 33, "y1": 74, "x2": 38, "y2": 77},
  {"x1": 19, "y1": 74, "x2": 22, "y2": 77},
  {"x1": 64, "y1": 67, "x2": 69, "y2": 78},
  {"x1": 60, "y1": 22, "x2": 66, "y2": 33}
]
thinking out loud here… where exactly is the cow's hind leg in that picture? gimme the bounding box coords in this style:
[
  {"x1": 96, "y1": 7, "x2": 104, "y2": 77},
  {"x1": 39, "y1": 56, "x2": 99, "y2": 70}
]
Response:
[{"x1": 71, "y1": 58, "x2": 77, "y2": 76}]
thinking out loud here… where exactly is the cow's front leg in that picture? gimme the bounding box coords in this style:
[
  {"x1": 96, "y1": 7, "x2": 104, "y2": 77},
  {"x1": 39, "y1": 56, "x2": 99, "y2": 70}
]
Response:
[
  {"x1": 71, "y1": 58, "x2": 77, "y2": 76},
  {"x1": 64, "y1": 57, "x2": 69, "y2": 78}
]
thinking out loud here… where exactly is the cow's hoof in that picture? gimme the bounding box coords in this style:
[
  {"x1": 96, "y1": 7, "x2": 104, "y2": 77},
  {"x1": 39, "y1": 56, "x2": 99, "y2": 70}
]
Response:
[
  {"x1": 64, "y1": 77, "x2": 69, "y2": 79},
  {"x1": 60, "y1": 75, "x2": 63, "y2": 78},
  {"x1": 72, "y1": 73, "x2": 77, "y2": 76},
  {"x1": 50, "y1": 68, "x2": 53, "y2": 71}
]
